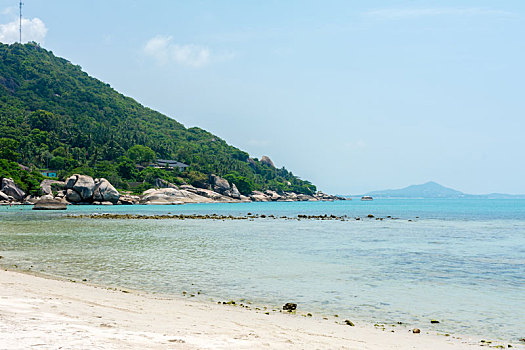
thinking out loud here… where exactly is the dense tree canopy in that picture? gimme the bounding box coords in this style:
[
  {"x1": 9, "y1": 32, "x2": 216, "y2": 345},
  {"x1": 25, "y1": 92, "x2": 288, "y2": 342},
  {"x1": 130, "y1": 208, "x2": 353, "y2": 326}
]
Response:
[{"x1": 0, "y1": 42, "x2": 316, "y2": 195}]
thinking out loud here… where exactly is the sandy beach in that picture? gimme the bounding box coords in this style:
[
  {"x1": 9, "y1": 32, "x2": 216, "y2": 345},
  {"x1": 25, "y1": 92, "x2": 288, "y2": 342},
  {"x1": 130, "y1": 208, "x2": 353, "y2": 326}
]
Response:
[{"x1": 0, "y1": 269, "x2": 506, "y2": 350}]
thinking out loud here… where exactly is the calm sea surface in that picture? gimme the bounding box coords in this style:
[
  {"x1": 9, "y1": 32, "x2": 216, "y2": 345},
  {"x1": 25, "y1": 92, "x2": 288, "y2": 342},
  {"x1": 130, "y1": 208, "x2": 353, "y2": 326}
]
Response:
[{"x1": 0, "y1": 199, "x2": 524, "y2": 342}]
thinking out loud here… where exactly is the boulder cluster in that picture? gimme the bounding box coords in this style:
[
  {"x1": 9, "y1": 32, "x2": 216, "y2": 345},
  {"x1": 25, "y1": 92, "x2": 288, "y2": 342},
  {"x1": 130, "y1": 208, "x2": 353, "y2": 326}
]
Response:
[
  {"x1": 0, "y1": 173, "x2": 345, "y2": 208},
  {"x1": 65, "y1": 175, "x2": 120, "y2": 204},
  {"x1": 0, "y1": 178, "x2": 26, "y2": 202}
]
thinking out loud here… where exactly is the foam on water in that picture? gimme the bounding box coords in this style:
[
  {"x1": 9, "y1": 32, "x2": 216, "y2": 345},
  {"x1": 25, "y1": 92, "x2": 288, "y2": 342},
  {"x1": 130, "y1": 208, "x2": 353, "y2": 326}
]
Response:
[{"x1": 0, "y1": 199, "x2": 524, "y2": 342}]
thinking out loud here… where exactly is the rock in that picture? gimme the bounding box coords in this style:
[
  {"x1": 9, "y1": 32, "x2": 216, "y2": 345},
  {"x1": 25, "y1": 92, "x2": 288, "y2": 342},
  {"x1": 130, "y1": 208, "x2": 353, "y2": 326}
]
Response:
[
  {"x1": 250, "y1": 191, "x2": 270, "y2": 202},
  {"x1": 65, "y1": 175, "x2": 78, "y2": 189},
  {"x1": 225, "y1": 183, "x2": 241, "y2": 199},
  {"x1": 66, "y1": 189, "x2": 82, "y2": 203},
  {"x1": 40, "y1": 179, "x2": 66, "y2": 196},
  {"x1": 209, "y1": 174, "x2": 230, "y2": 192},
  {"x1": 154, "y1": 178, "x2": 178, "y2": 189},
  {"x1": 260, "y1": 156, "x2": 275, "y2": 168},
  {"x1": 344, "y1": 320, "x2": 355, "y2": 326},
  {"x1": 140, "y1": 188, "x2": 212, "y2": 204},
  {"x1": 283, "y1": 303, "x2": 297, "y2": 311},
  {"x1": 1, "y1": 178, "x2": 25, "y2": 201},
  {"x1": 24, "y1": 195, "x2": 39, "y2": 204},
  {"x1": 296, "y1": 194, "x2": 316, "y2": 201},
  {"x1": 209, "y1": 174, "x2": 241, "y2": 199},
  {"x1": 72, "y1": 175, "x2": 95, "y2": 200},
  {"x1": 430, "y1": 320, "x2": 440, "y2": 324},
  {"x1": 0, "y1": 191, "x2": 9, "y2": 201},
  {"x1": 93, "y1": 178, "x2": 120, "y2": 204},
  {"x1": 33, "y1": 198, "x2": 67, "y2": 210},
  {"x1": 65, "y1": 174, "x2": 96, "y2": 202},
  {"x1": 264, "y1": 190, "x2": 282, "y2": 201},
  {"x1": 180, "y1": 185, "x2": 236, "y2": 202},
  {"x1": 412, "y1": 328, "x2": 421, "y2": 334},
  {"x1": 119, "y1": 195, "x2": 140, "y2": 205}
]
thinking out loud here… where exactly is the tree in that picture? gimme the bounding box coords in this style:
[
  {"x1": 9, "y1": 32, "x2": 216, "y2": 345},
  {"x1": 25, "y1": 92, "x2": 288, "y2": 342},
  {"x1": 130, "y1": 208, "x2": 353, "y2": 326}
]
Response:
[
  {"x1": 127, "y1": 145, "x2": 156, "y2": 165},
  {"x1": 0, "y1": 138, "x2": 20, "y2": 161},
  {"x1": 27, "y1": 110, "x2": 59, "y2": 132}
]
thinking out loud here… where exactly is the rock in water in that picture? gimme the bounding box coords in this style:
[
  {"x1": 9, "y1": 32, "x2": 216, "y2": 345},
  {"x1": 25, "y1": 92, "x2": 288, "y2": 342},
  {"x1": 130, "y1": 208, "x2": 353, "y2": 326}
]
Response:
[
  {"x1": 33, "y1": 198, "x2": 67, "y2": 210},
  {"x1": 93, "y1": 178, "x2": 120, "y2": 204},
  {"x1": 283, "y1": 303, "x2": 297, "y2": 311},
  {"x1": 0, "y1": 178, "x2": 25, "y2": 201}
]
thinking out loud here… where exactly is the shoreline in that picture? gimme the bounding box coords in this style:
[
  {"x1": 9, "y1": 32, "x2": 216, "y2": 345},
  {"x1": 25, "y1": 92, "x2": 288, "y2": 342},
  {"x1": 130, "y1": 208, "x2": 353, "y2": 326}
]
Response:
[{"x1": 0, "y1": 268, "x2": 515, "y2": 349}]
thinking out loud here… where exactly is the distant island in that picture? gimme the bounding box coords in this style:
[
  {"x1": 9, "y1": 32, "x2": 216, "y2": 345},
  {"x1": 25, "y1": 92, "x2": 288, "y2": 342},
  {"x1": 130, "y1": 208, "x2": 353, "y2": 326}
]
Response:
[{"x1": 347, "y1": 181, "x2": 525, "y2": 199}]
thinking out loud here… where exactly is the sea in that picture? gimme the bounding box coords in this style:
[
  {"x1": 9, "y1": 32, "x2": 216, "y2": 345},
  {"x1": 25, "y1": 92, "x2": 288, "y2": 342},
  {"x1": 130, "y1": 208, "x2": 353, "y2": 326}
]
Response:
[{"x1": 0, "y1": 199, "x2": 524, "y2": 343}]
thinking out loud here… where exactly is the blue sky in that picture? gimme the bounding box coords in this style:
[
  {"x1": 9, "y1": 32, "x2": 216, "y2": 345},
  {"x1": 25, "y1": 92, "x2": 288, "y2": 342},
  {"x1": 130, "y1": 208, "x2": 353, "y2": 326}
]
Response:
[{"x1": 1, "y1": 0, "x2": 524, "y2": 194}]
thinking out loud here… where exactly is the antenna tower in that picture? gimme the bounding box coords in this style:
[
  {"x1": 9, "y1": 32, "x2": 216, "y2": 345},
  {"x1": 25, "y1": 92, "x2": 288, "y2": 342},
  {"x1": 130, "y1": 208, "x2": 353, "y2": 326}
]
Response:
[{"x1": 19, "y1": 1, "x2": 23, "y2": 43}]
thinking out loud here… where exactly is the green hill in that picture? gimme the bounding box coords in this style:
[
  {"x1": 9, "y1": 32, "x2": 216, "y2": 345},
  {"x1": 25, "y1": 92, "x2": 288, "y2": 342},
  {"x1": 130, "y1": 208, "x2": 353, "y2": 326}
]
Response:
[{"x1": 0, "y1": 42, "x2": 315, "y2": 196}]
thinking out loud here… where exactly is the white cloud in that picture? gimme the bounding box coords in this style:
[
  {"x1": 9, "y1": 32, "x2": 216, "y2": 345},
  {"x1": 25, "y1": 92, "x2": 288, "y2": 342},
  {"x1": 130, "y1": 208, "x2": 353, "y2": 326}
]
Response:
[
  {"x1": 364, "y1": 7, "x2": 513, "y2": 20},
  {"x1": 144, "y1": 35, "x2": 211, "y2": 68},
  {"x1": 0, "y1": 17, "x2": 47, "y2": 44}
]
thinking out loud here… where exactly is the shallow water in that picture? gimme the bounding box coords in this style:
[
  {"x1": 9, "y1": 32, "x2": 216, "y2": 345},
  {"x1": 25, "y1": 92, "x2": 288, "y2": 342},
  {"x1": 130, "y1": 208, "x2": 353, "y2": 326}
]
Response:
[{"x1": 0, "y1": 199, "x2": 524, "y2": 342}]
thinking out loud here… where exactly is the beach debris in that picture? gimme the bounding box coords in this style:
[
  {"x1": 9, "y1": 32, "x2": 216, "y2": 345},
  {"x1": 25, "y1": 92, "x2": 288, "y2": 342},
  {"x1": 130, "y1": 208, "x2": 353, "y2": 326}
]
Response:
[
  {"x1": 367, "y1": 214, "x2": 374, "y2": 218},
  {"x1": 431, "y1": 319, "x2": 440, "y2": 324},
  {"x1": 283, "y1": 303, "x2": 297, "y2": 311},
  {"x1": 412, "y1": 328, "x2": 421, "y2": 334},
  {"x1": 344, "y1": 320, "x2": 355, "y2": 326},
  {"x1": 307, "y1": 313, "x2": 313, "y2": 317}
]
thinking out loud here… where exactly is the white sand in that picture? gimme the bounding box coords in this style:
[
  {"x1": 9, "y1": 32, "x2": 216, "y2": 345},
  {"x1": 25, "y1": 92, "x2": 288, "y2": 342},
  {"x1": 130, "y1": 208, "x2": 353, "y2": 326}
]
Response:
[{"x1": 0, "y1": 269, "x2": 515, "y2": 349}]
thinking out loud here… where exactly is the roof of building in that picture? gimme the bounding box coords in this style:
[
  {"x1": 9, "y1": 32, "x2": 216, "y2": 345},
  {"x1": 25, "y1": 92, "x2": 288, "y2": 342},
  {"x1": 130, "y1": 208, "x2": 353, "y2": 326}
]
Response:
[{"x1": 156, "y1": 159, "x2": 189, "y2": 167}]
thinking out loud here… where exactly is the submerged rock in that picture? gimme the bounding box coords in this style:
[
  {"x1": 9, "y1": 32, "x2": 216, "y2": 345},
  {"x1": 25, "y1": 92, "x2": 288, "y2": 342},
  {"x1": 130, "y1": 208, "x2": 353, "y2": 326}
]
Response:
[{"x1": 283, "y1": 303, "x2": 297, "y2": 311}]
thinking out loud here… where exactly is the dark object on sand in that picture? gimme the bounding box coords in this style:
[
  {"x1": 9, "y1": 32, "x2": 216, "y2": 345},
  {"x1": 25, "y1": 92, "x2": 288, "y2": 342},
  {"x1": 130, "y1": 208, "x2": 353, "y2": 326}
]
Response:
[
  {"x1": 412, "y1": 328, "x2": 421, "y2": 334},
  {"x1": 283, "y1": 303, "x2": 297, "y2": 311},
  {"x1": 33, "y1": 198, "x2": 67, "y2": 210},
  {"x1": 344, "y1": 320, "x2": 355, "y2": 326}
]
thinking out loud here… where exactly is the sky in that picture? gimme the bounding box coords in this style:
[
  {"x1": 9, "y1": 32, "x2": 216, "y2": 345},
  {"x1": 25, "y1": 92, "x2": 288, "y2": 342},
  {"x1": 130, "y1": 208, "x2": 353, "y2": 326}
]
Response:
[{"x1": 1, "y1": 0, "x2": 524, "y2": 195}]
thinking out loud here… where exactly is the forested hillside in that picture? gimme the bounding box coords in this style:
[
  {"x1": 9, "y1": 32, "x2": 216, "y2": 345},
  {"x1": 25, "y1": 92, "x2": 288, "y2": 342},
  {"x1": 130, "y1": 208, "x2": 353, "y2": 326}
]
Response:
[{"x1": 0, "y1": 42, "x2": 315, "y2": 196}]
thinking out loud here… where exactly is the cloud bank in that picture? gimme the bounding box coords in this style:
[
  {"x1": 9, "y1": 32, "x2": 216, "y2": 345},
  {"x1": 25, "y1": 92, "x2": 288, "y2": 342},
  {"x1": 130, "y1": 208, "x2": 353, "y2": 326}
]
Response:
[
  {"x1": 0, "y1": 17, "x2": 47, "y2": 44},
  {"x1": 144, "y1": 36, "x2": 211, "y2": 68},
  {"x1": 143, "y1": 35, "x2": 235, "y2": 67},
  {"x1": 365, "y1": 7, "x2": 513, "y2": 20}
]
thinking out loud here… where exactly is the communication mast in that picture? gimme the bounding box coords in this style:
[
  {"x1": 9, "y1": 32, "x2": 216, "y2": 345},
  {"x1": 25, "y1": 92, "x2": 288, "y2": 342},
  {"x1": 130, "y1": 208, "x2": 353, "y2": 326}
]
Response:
[{"x1": 19, "y1": 1, "x2": 23, "y2": 43}]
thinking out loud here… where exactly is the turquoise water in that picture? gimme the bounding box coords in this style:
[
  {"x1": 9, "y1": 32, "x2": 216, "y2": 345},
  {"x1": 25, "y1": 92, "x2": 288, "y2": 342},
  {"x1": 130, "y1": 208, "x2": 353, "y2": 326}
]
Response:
[{"x1": 0, "y1": 199, "x2": 524, "y2": 342}]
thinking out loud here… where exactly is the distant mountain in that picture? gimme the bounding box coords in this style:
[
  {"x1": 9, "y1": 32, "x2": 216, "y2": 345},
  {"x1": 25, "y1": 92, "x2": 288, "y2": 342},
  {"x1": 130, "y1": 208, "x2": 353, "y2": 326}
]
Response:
[
  {"x1": 365, "y1": 181, "x2": 463, "y2": 198},
  {"x1": 359, "y1": 181, "x2": 525, "y2": 199}
]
